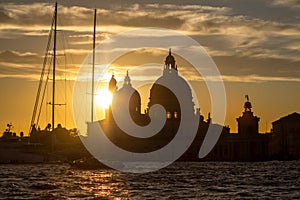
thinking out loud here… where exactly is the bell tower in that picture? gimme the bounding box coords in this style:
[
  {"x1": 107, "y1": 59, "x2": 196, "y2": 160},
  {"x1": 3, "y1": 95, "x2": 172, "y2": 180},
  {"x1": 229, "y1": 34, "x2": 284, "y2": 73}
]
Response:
[
  {"x1": 108, "y1": 74, "x2": 117, "y2": 93},
  {"x1": 106, "y1": 74, "x2": 117, "y2": 119}
]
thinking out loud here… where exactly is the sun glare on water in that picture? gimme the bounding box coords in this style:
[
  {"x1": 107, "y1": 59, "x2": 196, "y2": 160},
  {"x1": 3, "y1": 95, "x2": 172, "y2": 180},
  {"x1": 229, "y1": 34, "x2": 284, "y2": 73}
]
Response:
[{"x1": 95, "y1": 89, "x2": 113, "y2": 109}]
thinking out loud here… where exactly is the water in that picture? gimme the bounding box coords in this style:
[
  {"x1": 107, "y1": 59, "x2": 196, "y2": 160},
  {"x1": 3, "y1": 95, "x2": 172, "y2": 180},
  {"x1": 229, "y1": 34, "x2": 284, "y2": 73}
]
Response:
[{"x1": 0, "y1": 161, "x2": 299, "y2": 199}]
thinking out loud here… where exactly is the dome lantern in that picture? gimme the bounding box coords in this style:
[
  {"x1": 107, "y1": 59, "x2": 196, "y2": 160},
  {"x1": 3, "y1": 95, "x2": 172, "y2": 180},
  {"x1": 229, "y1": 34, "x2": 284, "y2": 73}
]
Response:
[
  {"x1": 123, "y1": 70, "x2": 131, "y2": 87},
  {"x1": 165, "y1": 48, "x2": 177, "y2": 70}
]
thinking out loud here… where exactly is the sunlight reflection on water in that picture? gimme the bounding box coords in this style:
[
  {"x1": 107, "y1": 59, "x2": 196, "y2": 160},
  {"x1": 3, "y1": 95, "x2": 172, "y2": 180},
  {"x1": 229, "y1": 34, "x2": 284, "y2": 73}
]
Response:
[{"x1": 0, "y1": 161, "x2": 299, "y2": 199}]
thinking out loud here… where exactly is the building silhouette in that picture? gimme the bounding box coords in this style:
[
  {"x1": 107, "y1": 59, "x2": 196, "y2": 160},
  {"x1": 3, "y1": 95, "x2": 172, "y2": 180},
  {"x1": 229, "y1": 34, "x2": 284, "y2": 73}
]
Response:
[
  {"x1": 204, "y1": 97, "x2": 269, "y2": 161},
  {"x1": 269, "y1": 112, "x2": 300, "y2": 160},
  {"x1": 100, "y1": 49, "x2": 196, "y2": 155},
  {"x1": 1, "y1": 50, "x2": 299, "y2": 163},
  {"x1": 97, "y1": 50, "x2": 300, "y2": 161},
  {"x1": 0, "y1": 49, "x2": 297, "y2": 164},
  {"x1": 236, "y1": 95, "x2": 260, "y2": 136}
]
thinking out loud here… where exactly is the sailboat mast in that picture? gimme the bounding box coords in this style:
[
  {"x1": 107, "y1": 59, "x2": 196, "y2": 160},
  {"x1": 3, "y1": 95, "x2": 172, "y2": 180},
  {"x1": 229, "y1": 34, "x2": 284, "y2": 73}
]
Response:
[
  {"x1": 52, "y1": 2, "x2": 57, "y2": 130},
  {"x1": 91, "y1": 9, "x2": 97, "y2": 122}
]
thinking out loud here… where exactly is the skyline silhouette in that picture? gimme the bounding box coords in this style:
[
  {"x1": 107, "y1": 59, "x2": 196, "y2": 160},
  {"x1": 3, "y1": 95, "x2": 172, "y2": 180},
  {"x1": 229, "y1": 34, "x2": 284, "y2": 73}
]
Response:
[
  {"x1": 0, "y1": 1, "x2": 300, "y2": 134},
  {"x1": 83, "y1": 50, "x2": 300, "y2": 163},
  {"x1": 1, "y1": 50, "x2": 299, "y2": 164},
  {"x1": 0, "y1": 1, "x2": 299, "y2": 199}
]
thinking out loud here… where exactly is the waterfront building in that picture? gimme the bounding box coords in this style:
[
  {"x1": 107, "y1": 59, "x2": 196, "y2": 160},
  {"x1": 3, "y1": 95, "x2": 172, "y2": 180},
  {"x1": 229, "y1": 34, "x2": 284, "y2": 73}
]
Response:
[
  {"x1": 99, "y1": 50, "x2": 300, "y2": 161},
  {"x1": 269, "y1": 112, "x2": 300, "y2": 160}
]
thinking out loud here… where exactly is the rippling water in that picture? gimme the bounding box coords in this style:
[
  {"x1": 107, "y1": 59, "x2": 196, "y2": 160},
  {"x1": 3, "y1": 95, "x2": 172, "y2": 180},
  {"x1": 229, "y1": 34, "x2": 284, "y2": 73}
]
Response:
[{"x1": 0, "y1": 161, "x2": 299, "y2": 199}]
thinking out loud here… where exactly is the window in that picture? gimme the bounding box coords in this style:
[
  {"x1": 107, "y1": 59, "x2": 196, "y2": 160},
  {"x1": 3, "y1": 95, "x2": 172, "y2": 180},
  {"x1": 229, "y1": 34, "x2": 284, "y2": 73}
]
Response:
[
  {"x1": 174, "y1": 112, "x2": 178, "y2": 119},
  {"x1": 167, "y1": 112, "x2": 172, "y2": 119}
]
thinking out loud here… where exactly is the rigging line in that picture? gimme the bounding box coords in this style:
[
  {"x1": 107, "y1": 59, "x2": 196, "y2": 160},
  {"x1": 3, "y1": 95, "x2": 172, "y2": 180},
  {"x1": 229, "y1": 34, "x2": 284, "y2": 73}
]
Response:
[
  {"x1": 63, "y1": 32, "x2": 67, "y2": 128},
  {"x1": 55, "y1": 58, "x2": 65, "y2": 127},
  {"x1": 61, "y1": 28, "x2": 74, "y2": 93},
  {"x1": 55, "y1": 25, "x2": 68, "y2": 128},
  {"x1": 55, "y1": 60, "x2": 67, "y2": 105},
  {"x1": 52, "y1": 1, "x2": 57, "y2": 131},
  {"x1": 55, "y1": 34, "x2": 68, "y2": 128},
  {"x1": 46, "y1": 81, "x2": 48, "y2": 127},
  {"x1": 29, "y1": 10, "x2": 55, "y2": 134},
  {"x1": 36, "y1": 57, "x2": 52, "y2": 127},
  {"x1": 64, "y1": 31, "x2": 76, "y2": 87}
]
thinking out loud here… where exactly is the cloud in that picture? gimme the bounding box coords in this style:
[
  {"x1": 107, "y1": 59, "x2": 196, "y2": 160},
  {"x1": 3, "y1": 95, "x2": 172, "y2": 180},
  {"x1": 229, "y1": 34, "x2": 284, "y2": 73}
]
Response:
[
  {"x1": 0, "y1": 2, "x2": 299, "y2": 84},
  {"x1": 146, "y1": 4, "x2": 231, "y2": 14},
  {"x1": 269, "y1": 0, "x2": 300, "y2": 9},
  {"x1": 0, "y1": 50, "x2": 41, "y2": 64},
  {"x1": 0, "y1": 3, "x2": 92, "y2": 26},
  {"x1": 213, "y1": 55, "x2": 300, "y2": 79},
  {"x1": 222, "y1": 74, "x2": 300, "y2": 83},
  {"x1": 0, "y1": 50, "x2": 81, "y2": 80},
  {"x1": 0, "y1": 62, "x2": 41, "y2": 80}
]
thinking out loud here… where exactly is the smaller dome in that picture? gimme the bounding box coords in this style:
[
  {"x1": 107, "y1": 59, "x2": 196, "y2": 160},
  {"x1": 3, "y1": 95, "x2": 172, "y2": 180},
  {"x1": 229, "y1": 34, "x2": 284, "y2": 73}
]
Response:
[{"x1": 114, "y1": 71, "x2": 141, "y2": 117}]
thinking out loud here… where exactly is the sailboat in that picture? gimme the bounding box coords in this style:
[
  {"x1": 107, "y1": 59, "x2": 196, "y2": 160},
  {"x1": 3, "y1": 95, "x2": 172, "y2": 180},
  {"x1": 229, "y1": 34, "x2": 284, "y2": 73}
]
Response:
[
  {"x1": 71, "y1": 8, "x2": 114, "y2": 170},
  {"x1": 0, "y1": 2, "x2": 63, "y2": 163},
  {"x1": 27, "y1": 2, "x2": 87, "y2": 162},
  {"x1": 30, "y1": 1, "x2": 61, "y2": 135}
]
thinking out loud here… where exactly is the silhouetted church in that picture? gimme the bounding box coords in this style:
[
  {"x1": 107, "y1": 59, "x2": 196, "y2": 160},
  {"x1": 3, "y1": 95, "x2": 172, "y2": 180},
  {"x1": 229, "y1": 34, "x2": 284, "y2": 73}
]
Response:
[
  {"x1": 100, "y1": 49, "x2": 206, "y2": 158},
  {"x1": 99, "y1": 50, "x2": 300, "y2": 161}
]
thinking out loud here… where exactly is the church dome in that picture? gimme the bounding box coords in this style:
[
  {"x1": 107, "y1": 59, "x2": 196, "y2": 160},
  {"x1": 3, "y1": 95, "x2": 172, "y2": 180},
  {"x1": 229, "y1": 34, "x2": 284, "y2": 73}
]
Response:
[
  {"x1": 148, "y1": 50, "x2": 194, "y2": 119},
  {"x1": 114, "y1": 71, "x2": 141, "y2": 118}
]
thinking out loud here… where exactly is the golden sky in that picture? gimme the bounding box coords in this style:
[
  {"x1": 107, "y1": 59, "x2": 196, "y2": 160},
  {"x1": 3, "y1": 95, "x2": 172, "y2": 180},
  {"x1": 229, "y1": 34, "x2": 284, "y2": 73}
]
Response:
[{"x1": 0, "y1": 0, "x2": 300, "y2": 135}]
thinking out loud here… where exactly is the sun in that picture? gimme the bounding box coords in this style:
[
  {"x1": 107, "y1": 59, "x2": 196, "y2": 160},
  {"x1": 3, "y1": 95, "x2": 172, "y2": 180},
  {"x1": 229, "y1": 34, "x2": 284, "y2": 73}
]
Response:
[{"x1": 95, "y1": 89, "x2": 113, "y2": 109}]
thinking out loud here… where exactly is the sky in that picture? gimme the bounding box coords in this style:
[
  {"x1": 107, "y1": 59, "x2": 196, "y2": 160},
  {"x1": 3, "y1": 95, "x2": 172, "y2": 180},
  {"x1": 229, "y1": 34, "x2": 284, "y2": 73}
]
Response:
[{"x1": 0, "y1": 0, "x2": 300, "y2": 135}]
